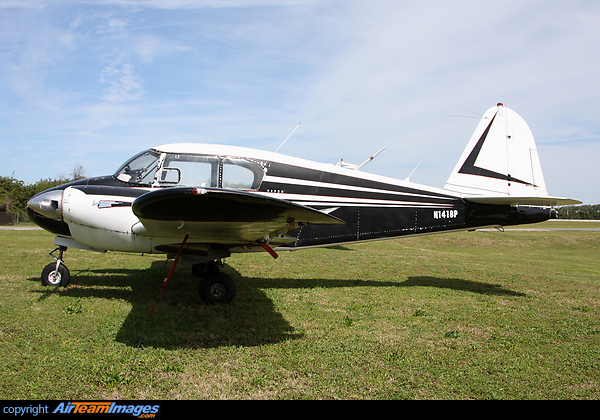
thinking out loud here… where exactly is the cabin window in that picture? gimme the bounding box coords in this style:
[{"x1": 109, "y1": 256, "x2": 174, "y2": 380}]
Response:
[
  {"x1": 161, "y1": 155, "x2": 219, "y2": 187},
  {"x1": 222, "y1": 158, "x2": 263, "y2": 190},
  {"x1": 157, "y1": 154, "x2": 264, "y2": 190}
]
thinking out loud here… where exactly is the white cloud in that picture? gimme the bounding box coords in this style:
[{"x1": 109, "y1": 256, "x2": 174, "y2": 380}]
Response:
[{"x1": 100, "y1": 61, "x2": 145, "y2": 103}]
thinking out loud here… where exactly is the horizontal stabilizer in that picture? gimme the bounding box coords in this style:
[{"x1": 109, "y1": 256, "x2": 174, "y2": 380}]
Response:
[{"x1": 464, "y1": 195, "x2": 581, "y2": 207}]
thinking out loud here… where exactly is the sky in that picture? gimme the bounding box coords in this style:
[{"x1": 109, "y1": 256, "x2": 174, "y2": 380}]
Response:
[{"x1": 1, "y1": 0, "x2": 598, "y2": 204}]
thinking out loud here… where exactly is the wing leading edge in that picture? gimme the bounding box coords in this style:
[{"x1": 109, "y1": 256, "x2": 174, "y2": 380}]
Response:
[{"x1": 131, "y1": 187, "x2": 344, "y2": 244}]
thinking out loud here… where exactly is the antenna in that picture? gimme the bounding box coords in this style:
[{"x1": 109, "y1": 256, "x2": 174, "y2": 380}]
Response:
[
  {"x1": 443, "y1": 108, "x2": 482, "y2": 119},
  {"x1": 275, "y1": 123, "x2": 301, "y2": 153},
  {"x1": 355, "y1": 146, "x2": 387, "y2": 170},
  {"x1": 404, "y1": 163, "x2": 420, "y2": 181}
]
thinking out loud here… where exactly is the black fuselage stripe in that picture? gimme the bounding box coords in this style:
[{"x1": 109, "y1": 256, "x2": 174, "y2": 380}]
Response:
[
  {"x1": 72, "y1": 185, "x2": 150, "y2": 198},
  {"x1": 261, "y1": 185, "x2": 453, "y2": 204},
  {"x1": 267, "y1": 163, "x2": 454, "y2": 198}
]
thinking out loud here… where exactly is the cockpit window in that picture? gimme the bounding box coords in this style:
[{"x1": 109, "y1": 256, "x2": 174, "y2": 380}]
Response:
[{"x1": 114, "y1": 150, "x2": 160, "y2": 185}]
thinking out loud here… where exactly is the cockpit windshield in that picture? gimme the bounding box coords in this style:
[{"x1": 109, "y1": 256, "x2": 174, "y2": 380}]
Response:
[{"x1": 114, "y1": 150, "x2": 160, "y2": 186}]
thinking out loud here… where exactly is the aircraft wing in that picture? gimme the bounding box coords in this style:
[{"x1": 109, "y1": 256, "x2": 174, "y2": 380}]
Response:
[
  {"x1": 464, "y1": 195, "x2": 582, "y2": 207},
  {"x1": 131, "y1": 187, "x2": 344, "y2": 244}
]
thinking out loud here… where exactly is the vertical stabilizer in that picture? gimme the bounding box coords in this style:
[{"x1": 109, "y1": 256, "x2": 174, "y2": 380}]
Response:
[{"x1": 444, "y1": 103, "x2": 548, "y2": 198}]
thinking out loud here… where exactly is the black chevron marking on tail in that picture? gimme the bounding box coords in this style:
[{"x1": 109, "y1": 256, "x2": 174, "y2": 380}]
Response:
[{"x1": 457, "y1": 112, "x2": 535, "y2": 187}]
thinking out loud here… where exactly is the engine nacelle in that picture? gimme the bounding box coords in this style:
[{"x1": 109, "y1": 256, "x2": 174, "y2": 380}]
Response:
[{"x1": 62, "y1": 186, "x2": 153, "y2": 253}]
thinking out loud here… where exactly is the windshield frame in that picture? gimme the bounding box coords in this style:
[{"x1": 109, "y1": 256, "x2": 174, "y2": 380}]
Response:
[{"x1": 114, "y1": 149, "x2": 160, "y2": 186}]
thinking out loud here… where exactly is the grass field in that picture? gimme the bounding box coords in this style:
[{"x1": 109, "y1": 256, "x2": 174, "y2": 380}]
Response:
[{"x1": 1, "y1": 223, "x2": 599, "y2": 399}]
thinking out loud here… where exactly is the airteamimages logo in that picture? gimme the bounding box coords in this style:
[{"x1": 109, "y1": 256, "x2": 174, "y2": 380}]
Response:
[
  {"x1": 2, "y1": 402, "x2": 163, "y2": 418},
  {"x1": 52, "y1": 402, "x2": 161, "y2": 417}
]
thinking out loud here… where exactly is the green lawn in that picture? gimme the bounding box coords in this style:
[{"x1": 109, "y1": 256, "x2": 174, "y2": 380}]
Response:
[{"x1": 1, "y1": 227, "x2": 599, "y2": 399}]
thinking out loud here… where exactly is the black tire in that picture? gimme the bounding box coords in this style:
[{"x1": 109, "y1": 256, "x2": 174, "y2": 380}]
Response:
[
  {"x1": 41, "y1": 262, "x2": 71, "y2": 287},
  {"x1": 199, "y1": 272, "x2": 236, "y2": 303}
]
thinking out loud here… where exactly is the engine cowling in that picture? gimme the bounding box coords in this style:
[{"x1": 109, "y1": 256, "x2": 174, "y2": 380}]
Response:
[{"x1": 62, "y1": 186, "x2": 153, "y2": 253}]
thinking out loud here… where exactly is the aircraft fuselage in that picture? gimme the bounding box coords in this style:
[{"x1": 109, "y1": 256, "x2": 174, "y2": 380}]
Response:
[{"x1": 27, "y1": 143, "x2": 553, "y2": 257}]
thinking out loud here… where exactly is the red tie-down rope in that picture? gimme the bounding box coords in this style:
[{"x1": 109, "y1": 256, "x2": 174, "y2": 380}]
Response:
[
  {"x1": 150, "y1": 233, "x2": 190, "y2": 315},
  {"x1": 259, "y1": 243, "x2": 279, "y2": 259}
]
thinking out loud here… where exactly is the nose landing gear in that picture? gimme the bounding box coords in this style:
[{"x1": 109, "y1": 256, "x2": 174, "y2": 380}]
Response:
[{"x1": 41, "y1": 245, "x2": 70, "y2": 287}]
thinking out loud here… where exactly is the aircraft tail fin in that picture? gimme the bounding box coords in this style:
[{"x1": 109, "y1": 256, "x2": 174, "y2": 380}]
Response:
[{"x1": 444, "y1": 103, "x2": 580, "y2": 206}]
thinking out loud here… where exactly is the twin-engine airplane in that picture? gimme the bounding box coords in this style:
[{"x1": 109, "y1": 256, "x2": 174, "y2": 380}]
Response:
[{"x1": 27, "y1": 104, "x2": 580, "y2": 303}]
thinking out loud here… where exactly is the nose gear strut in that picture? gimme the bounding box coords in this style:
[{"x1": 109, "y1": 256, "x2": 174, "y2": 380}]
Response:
[{"x1": 41, "y1": 245, "x2": 70, "y2": 287}]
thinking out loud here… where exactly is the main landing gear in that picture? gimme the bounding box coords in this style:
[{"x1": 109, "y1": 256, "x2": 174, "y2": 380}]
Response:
[
  {"x1": 192, "y1": 260, "x2": 236, "y2": 304},
  {"x1": 41, "y1": 245, "x2": 70, "y2": 287}
]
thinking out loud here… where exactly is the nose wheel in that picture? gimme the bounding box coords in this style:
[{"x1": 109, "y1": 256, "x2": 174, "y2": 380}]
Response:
[{"x1": 41, "y1": 246, "x2": 70, "y2": 287}]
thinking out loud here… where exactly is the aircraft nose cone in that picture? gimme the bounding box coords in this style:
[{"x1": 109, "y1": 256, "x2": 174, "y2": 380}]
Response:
[{"x1": 27, "y1": 189, "x2": 63, "y2": 220}]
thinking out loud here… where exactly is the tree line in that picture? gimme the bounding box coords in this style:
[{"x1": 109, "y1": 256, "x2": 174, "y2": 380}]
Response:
[
  {"x1": 0, "y1": 165, "x2": 85, "y2": 213},
  {"x1": 555, "y1": 204, "x2": 600, "y2": 220}
]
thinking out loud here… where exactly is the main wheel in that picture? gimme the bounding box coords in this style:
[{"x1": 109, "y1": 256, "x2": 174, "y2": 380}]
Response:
[
  {"x1": 41, "y1": 262, "x2": 71, "y2": 287},
  {"x1": 199, "y1": 272, "x2": 236, "y2": 303}
]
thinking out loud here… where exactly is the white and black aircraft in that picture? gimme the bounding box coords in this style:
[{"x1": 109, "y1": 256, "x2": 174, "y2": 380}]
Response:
[{"x1": 27, "y1": 104, "x2": 580, "y2": 303}]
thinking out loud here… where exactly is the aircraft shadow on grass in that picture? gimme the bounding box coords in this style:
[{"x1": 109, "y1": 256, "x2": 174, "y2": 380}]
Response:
[{"x1": 29, "y1": 261, "x2": 524, "y2": 349}]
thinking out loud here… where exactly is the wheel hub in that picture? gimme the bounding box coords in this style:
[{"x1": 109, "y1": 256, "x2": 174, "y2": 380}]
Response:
[
  {"x1": 47, "y1": 270, "x2": 61, "y2": 286},
  {"x1": 209, "y1": 283, "x2": 226, "y2": 300}
]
